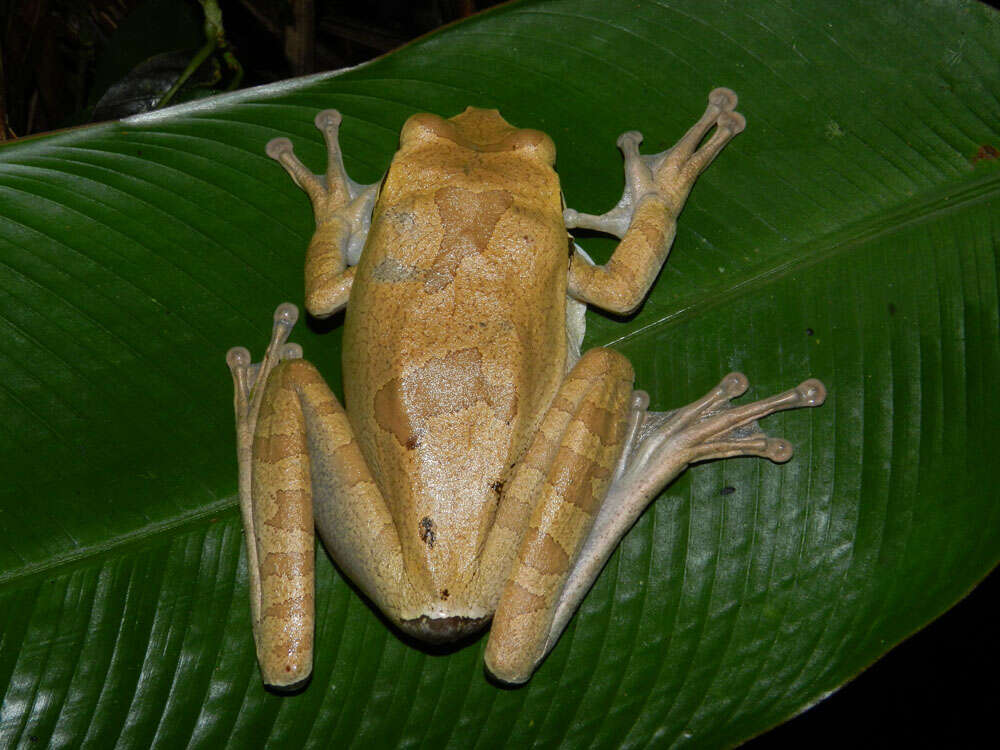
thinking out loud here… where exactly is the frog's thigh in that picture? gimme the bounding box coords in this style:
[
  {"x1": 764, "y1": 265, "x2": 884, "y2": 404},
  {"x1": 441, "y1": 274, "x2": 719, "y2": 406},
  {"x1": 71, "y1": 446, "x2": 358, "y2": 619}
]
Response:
[
  {"x1": 251, "y1": 358, "x2": 410, "y2": 688},
  {"x1": 484, "y1": 347, "x2": 634, "y2": 684}
]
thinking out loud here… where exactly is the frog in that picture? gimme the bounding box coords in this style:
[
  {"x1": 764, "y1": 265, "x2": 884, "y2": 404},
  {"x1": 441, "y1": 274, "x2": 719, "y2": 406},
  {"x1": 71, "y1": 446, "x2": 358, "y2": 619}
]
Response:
[{"x1": 225, "y1": 88, "x2": 826, "y2": 690}]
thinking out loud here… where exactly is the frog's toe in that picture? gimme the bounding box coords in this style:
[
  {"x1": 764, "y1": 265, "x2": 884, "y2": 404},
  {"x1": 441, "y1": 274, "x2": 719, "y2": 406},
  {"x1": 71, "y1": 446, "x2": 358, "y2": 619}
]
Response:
[
  {"x1": 764, "y1": 437, "x2": 794, "y2": 463},
  {"x1": 226, "y1": 346, "x2": 254, "y2": 409},
  {"x1": 624, "y1": 372, "x2": 826, "y2": 475},
  {"x1": 708, "y1": 87, "x2": 738, "y2": 112},
  {"x1": 314, "y1": 108, "x2": 342, "y2": 133},
  {"x1": 257, "y1": 303, "x2": 301, "y2": 375},
  {"x1": 226, "y1": 346, "x2": 251, "y2": 370},
  {"x1": 266, "y1": 135, "x2": 326, "y2": 199},
  {"x1": 616, "y1": 129, "x2": 643, "y2": 152},
  {"x1": 718, "y1": 110, "x2": 746, "y2": 136},
  {"x1": 225, "y1": 304, "x2": 303, "y2": 418},
  {"x1": 797, "y1": 378, "x2": 827, "y2": 407},
  {"x1": 644, "y1": 88, "x2": 745, "y2": 190},
  {"x1": 273, "y1": 301, "x2": 299, "y2": 329},
  {"x1": 265, "y1": 136, "x2": 294, "y2": 160}
]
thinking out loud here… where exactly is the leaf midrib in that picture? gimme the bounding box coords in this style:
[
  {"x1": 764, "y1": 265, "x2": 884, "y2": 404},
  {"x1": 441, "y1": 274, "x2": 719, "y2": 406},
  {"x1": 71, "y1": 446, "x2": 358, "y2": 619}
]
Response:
[
  {"x1": 0, "y1": 496, "x2": 238, "y2": 590},
  {"x1": 604, "y1": 167, "x2": 1000, "y2": 348}
]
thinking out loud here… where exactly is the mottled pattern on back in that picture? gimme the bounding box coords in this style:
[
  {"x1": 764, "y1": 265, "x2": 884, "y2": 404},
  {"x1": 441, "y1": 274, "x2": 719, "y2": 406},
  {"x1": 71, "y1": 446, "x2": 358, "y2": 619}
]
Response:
[{"x1": 342, "y1": 109, "x2": 568, "y2": 605}]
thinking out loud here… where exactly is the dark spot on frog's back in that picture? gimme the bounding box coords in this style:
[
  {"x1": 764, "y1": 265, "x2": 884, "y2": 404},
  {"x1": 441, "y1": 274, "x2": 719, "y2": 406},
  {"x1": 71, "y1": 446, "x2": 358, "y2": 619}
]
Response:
[
  {"x1": 398, "y1": 614, "x2": 490, "y2": 644},
  {"x1": 419, "y1": 516, "x2": 436, "y2": 548}
]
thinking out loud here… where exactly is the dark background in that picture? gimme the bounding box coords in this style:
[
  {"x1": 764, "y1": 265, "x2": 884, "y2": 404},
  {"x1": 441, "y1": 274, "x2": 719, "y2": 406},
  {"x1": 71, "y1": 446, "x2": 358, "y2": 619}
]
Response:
[
  {"x1": 746, "y1": 566, "x2": 998, "y2": 748},
  {"x1": 2, "y1": 1, "x2": 998, "y2": 747}
]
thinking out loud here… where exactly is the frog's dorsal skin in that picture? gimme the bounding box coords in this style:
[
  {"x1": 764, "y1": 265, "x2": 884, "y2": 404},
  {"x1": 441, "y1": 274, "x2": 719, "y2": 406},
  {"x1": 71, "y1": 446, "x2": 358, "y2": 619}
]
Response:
[
  {"x1": 344, "y1": 108, "x2": 568, "y2": 615},
  {"x1": 227, "y1": 91, "x2": 826, "y2": 689}
]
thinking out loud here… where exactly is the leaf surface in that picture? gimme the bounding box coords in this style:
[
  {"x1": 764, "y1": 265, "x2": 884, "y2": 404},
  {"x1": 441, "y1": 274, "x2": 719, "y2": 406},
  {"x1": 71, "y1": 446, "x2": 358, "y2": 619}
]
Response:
[{"x1": 1, "y1": 1, "x2": 998, "y2": 747}]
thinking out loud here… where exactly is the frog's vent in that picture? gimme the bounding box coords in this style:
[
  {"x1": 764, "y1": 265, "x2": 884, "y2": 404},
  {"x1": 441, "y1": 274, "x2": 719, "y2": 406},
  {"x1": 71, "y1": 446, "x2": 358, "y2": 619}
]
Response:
[{"x1": 399, "y1": 615, "x2": 490, "y2": 644}]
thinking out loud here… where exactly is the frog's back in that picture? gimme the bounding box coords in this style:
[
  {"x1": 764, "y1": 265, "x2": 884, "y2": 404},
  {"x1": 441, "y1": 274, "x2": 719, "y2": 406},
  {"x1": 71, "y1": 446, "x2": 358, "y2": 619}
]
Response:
[{"x1": 342, "y1": 108, "x2": 568, "y2": 616}]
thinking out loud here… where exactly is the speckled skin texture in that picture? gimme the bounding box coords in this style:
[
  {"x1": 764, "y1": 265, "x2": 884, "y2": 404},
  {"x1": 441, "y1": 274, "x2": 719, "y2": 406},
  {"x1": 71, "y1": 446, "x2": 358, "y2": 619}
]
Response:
[
  {"x1": 227, "y1": 91, "x2": 827, "y2": 688},
  {"x1": 344, "y1": 110, "x2": 571, "y2": 616}
]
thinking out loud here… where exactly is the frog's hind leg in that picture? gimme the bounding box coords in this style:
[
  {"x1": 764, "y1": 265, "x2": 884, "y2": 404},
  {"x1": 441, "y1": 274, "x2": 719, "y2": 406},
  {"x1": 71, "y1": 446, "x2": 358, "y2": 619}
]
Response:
[
  {"x1": 227, "y1": 304, "x2": 311, "y2": 688},
  {"x1": 483, "y1": 347, "x2": 636, "y2": 683},
  {"x1": 484, "y1": 369, "x2": 824, "y2": 684},
  {"x1": 541, "y1": 373, "x2": 826, "y2": 676},
  {"x1": 227, "y1": 304, "x2": 413, "y2": 689},
  {"x1": 266, "y1": 110, "x2": 379, "y2": 317}
]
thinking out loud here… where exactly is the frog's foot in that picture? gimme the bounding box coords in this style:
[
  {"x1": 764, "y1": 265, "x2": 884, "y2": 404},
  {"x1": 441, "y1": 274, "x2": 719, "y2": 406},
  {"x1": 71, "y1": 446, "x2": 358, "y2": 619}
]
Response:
[
  {"x1": 226, "y1": 303, "x2": 301, "y2": 444},
  {"x1": 266, "y1": 111, "x2": 379, "y2": 271},
  {"x1": 621, "y1": 373, "x2": 826, "y2": 492},
  {"x1": 564, "y1": 88, "x2": 745, "y2": 238},
  {"x1": 266, "y1": 110, "x2": 354, "y2": 217},
  {"x1": 538, "y1": 373, "x2": 825, "y2": 660}
]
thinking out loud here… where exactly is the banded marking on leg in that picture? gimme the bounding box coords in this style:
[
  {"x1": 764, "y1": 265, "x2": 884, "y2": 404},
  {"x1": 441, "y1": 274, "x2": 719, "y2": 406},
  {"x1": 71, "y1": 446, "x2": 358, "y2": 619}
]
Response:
[
  {"x1": 249, "y1": 359, "x2": 317, "y2": 689},
  {"x1": 485, "y1": 348, "x2": 634, "y2": 684}
]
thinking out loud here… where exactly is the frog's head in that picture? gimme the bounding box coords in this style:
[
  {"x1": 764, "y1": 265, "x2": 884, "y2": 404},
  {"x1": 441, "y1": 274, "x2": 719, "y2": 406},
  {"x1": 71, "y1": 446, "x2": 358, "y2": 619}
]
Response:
[{"x1": 400, "y1": 107, "x2": 556, "y2": 166}]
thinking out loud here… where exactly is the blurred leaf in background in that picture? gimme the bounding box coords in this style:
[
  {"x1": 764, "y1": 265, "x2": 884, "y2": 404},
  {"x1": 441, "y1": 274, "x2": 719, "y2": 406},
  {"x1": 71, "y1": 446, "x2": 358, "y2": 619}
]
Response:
[{"x1": 0, "y1": 0, "x2": 501, "y2": 136}]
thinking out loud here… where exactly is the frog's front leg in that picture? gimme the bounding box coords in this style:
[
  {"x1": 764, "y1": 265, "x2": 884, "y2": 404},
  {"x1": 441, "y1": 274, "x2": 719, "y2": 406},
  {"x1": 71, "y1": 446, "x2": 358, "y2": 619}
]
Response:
[
  {"x1": 484, "y1": 365, "x2": 825, "y2": 684},
  {"x1": 227, "y1": 305, "x2": 414, "y2": 689},
  {"x1": 266, "y1": 110, "x2": 379, "y2": 317},
  {"x1": 564, "y1": 88, "x2": 745, "y2": 315}
]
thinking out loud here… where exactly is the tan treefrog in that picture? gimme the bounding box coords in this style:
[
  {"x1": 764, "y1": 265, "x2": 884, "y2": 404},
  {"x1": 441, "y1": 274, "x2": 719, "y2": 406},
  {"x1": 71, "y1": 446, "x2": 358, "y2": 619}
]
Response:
[{"x1": 226, "y1": 89, "x2": 826, "y2": 689}]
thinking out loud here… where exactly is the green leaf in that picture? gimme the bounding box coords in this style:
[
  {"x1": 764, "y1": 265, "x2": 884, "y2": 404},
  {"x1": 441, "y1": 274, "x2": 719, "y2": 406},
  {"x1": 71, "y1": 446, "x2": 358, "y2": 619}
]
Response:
[{"x1": 1, "y1": 0, "x2": 998, "y2": 746}]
